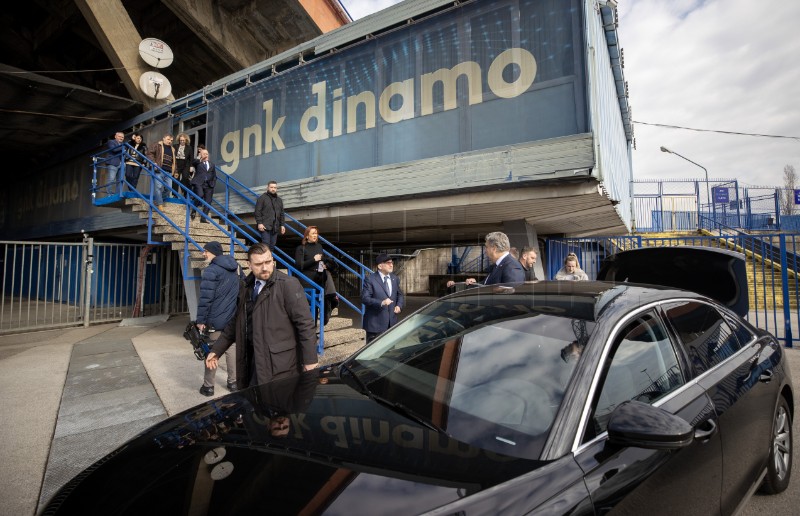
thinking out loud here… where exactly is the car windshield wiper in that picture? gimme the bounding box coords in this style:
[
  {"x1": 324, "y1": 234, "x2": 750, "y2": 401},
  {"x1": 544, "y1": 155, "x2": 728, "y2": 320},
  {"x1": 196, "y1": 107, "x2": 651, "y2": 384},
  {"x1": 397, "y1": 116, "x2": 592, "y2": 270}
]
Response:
[
  {"x1": 339, "y1": 362, "x2": 443, "y2": 432},
  {"x1": 338, "y1": 361, "x2": 371, "y2": 395},
  {"x1": 370, "y1": 393, "x2": 443, "y2": 433}
]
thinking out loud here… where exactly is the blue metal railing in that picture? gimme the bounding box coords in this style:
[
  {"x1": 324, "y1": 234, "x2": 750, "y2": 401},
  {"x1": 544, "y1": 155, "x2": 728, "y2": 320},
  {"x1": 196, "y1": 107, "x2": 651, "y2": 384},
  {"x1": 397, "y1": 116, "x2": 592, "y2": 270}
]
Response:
[{"x1": 91, "y1": 143, "x2": 368, "y2": 353}]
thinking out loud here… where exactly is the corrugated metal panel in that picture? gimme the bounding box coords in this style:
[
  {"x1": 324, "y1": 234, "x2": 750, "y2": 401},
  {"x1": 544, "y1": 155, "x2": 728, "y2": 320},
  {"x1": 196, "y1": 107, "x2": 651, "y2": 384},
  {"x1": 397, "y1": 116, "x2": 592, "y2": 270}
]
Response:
[
  {"x1": 206, "y1": 0, "x2": 459, "y2": 92},
  {"x1": 222, "y1": 133, "x2": 594, "y2": 214},
  {"x1": 585, "y1": 0, "x2": 632, "y2": 230},
  {"x1": 314, "y1": 0, "x2": 459, "y2": 53}
]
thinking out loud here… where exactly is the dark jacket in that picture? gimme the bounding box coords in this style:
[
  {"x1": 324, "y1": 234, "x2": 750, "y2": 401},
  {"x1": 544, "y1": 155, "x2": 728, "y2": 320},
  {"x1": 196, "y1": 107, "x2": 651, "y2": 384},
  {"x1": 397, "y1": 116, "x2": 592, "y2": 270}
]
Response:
[
  {"x1": 361, "y1": 271, "x2": 404, "y2": 333},
  {"x1": 106, "y1": 139, "x2": 123, "y2": 167},
  {"x1": 125, "y1": 140, "x2": 147, "y2": 166},
  {"x1": 521, "y1": 262, "x2": 538, "y2": 281},
  {"x1": 190, "y1": 159, "x2": 217, "y2": 188},
  {"x1": 196, "y1": 254, "x2": 240, "y2": 330},
  {"x1": 212, "y1": 271, "x2": 317, "y2": 388},
  {"x1": 484, "y1": 254, "x2": 526, "y2": 285},
  {"x1": 255, "y1": 192, "x2": 284, "y2": 232},
  {"x1": 295, "y1": 242, "x2": 335, "y2": 295},
  {"x1": 175, "y1": 143, "x2": 194, "y2": 183}
]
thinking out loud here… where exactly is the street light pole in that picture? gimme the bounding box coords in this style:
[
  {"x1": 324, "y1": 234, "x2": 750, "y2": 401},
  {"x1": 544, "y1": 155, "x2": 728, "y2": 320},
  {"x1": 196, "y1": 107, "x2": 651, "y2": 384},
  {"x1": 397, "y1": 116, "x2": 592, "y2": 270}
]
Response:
[{"x1": 660, "y1": 146, "x2": 711, "y2": 207}]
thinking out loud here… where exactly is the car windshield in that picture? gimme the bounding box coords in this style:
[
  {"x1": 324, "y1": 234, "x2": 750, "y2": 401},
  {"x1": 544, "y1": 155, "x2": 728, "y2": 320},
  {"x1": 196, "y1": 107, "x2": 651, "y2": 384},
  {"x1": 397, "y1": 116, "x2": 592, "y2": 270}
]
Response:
[{"x1": 345, "y1": 291, "x2": 596, "y2": 459}]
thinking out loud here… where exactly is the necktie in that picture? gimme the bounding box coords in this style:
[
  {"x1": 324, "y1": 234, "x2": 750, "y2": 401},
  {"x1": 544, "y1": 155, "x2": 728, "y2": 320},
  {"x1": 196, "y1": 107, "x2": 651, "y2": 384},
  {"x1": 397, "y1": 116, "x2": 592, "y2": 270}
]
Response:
[
  {"x1": 383, "y1": 275, "x2": 390, "y2": 296},
  {"x1": 253, "y1": 280, "x2": 262, "y2": 301},
  {"x1": 205, "y1": 161, "x2": 209, "y2": 171}
]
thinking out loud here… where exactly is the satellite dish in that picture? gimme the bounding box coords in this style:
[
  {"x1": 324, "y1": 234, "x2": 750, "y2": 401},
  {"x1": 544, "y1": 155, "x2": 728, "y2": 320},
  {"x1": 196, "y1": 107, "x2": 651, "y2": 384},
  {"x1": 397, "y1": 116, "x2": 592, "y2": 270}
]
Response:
[
  {"x1": 138, "y1": 38, "x2": 174, "y2": 68},
  {"x1": 139, "y1": 71, "x2": 172, "y2": 99}
]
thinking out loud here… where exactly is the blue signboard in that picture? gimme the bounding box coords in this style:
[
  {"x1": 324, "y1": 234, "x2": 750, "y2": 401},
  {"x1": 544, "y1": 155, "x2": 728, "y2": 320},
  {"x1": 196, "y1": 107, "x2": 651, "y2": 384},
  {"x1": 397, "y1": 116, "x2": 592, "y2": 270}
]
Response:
[
  {"x1": 713, "y1": 187, "x2": 729, "y2": 204},
  {"x1": 207, "y1": 0, "x2": 587, "y2": 187},
  {"x1": 794, "y1": 189, "x2": 800, "y2": 205}
]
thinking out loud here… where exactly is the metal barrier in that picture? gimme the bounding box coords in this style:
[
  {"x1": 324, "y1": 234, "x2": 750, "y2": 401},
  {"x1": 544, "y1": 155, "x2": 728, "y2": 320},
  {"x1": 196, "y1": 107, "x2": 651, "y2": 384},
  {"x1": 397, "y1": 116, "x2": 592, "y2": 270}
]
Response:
[
  {"x1": 1, "y1": 240, "x2": 186, "y2": 334},
  {"x1": 548, "y1": 234, "x2": 800, "y2": 347},
  {"x1": 632, "y1": 179, "x2": 782, "y2": 233}
]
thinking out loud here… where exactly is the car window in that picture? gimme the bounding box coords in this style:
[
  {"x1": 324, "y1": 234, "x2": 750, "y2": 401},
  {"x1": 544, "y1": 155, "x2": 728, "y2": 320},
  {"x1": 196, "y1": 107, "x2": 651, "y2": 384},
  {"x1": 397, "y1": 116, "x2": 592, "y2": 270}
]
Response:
[
  {"x1": 350, "y1": 296, "x2": 597, "y2": 459},
  {"x1": 663, "y1": 301, "x2": 743, "y2": 374},
  {"x1": 586, "y1": 312, "x2": 684, "y2": 440},
  {"x1": 722, "y1": 311, "x2": 755, "y2": 347}
]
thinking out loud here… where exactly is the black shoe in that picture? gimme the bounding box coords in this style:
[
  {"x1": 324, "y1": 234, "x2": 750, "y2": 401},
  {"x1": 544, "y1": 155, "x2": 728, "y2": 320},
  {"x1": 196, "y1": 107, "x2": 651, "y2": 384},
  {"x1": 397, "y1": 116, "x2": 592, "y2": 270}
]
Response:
[
  {"x1": 199, "y1": 385, "x2": 214, "y2": 396},
  {"x1": 190, "y1": 212, "x2": 196, "y2": 221},
  {"x1": 227, "y1": 381, "x2": 238, "y2": 392},
  {"x1": 200, "y1": 219, "x2": 208, "y2": 223}
]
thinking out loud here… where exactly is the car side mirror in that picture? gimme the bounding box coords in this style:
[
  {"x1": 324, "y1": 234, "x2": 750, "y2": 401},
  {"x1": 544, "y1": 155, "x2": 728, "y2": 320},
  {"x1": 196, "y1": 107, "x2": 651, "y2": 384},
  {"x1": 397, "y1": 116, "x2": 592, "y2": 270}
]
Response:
[{"x1": 607, "y1": 400, "x2": 694, "y2": 450}]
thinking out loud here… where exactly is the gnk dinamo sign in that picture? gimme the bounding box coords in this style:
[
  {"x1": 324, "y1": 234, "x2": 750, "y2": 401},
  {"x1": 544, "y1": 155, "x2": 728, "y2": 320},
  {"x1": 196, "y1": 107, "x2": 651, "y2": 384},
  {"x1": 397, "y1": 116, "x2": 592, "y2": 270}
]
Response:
[{"x1": 208, "y1": 0, "x2": 587, "y2": 186}]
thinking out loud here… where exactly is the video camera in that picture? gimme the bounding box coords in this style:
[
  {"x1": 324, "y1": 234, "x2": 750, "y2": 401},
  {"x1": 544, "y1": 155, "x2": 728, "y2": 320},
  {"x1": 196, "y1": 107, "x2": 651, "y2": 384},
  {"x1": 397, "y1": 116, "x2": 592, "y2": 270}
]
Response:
[{"x1": 183, "y1": 322, "x2": 213, "y2": 361}]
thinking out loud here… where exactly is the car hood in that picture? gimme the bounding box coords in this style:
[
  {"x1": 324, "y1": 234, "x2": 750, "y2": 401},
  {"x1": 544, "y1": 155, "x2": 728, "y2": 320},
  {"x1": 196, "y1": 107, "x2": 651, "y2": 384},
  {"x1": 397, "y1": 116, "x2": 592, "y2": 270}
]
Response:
[{"x1": 42, "y1": 371, "x2": 544, "y2": 515}]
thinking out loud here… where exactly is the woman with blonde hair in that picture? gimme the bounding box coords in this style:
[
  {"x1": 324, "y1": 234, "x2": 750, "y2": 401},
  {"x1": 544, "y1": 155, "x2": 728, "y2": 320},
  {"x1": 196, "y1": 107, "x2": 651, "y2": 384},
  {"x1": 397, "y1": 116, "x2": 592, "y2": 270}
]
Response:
[
  {"x1": 554, "y1": 253, "x2": 589, "y2": 281},
  {"x1": 174, "y1": 133, "x2": 194, "y2": 196},
  {"x1": 295, "y1": 226, "x2": 338, "y2": 325}
]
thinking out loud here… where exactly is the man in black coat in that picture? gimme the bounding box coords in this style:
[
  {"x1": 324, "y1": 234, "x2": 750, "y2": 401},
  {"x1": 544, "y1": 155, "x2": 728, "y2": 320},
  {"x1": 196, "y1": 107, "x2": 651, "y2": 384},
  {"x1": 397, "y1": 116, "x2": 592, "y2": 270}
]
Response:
[
  {"x1": 206, "y1": 243, "x2": 318, "y2": 389},
  {"x1": 190, "y1": 148, "x2": 217, "y2": 222},
  {"x1": 255, "y1": 181, "x2": 285, "y2": 251}
]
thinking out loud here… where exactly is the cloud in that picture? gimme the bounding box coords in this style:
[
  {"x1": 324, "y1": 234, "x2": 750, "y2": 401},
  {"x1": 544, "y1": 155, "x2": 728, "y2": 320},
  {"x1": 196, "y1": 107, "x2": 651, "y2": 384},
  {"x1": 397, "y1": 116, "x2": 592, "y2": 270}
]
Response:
[
  {"x1": 617, "y1": 0, "x2": 800, "y2": 187},
  {"x1": 341, "y1": 0, "x2": 799, "y2": 187}
]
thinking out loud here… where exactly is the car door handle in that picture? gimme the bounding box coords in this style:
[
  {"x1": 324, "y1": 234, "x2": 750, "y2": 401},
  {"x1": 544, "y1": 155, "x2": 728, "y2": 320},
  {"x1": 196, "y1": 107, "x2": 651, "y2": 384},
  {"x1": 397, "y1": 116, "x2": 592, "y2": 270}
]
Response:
[
  {"x1": 759, "y1": 369, "x2": 773, "y2": 383},
  {"x1": 694, "y1": 419, "x2": 717, "y2": 443}
]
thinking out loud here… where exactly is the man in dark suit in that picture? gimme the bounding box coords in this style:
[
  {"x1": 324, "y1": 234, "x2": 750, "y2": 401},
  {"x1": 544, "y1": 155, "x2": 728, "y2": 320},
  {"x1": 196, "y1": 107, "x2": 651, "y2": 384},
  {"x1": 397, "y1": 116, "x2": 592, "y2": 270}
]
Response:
[
  {"x1": 361, "y1": 253, "x2": 405, "y2": 343},
  {"x1": 190, "y1": 148, "x2": 217, "y2": 222},
  {"x1": 519, "y1": 246, "x2": 538, "y2": 281},
  {"x1": 447, "y1": 231, "x2": 525, "y2": 289}
]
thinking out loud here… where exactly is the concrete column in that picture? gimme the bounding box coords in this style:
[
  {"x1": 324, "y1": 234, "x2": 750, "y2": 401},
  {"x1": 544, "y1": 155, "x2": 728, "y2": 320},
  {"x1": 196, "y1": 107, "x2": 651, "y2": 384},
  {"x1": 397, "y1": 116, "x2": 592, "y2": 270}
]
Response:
[{"x1": 503, "y1": 219, "x2": 544, "y2": 280}]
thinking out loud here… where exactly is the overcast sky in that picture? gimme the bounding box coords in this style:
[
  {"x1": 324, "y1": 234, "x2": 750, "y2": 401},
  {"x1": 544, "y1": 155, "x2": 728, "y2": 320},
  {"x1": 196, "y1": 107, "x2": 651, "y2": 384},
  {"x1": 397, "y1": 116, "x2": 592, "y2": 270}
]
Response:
[{"x1": 341, "y1": 0, "x2": 800, "y2": 188}]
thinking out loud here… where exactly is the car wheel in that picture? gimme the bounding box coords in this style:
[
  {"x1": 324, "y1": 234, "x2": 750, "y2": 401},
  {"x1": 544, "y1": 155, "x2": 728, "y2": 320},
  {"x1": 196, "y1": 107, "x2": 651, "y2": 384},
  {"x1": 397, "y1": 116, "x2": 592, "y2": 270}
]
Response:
[{"x1": 760, "y1": 396, "x2": 792, "y2": 494}]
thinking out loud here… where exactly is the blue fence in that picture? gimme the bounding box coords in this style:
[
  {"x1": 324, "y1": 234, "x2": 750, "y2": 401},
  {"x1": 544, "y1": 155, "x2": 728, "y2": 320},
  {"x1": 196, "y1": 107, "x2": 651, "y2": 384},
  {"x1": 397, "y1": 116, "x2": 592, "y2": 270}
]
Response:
[
  {"x1": 547, "y1": 234, "x2": 800, "y2": 347},
  {"x1": 633, "y1": 179, "x2": 784, "y2": 233}
]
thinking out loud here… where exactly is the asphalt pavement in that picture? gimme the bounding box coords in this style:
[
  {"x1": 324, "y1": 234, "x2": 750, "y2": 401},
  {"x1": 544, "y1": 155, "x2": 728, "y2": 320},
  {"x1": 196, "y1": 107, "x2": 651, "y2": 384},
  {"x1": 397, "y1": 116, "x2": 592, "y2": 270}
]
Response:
[{"x1": 0, "y1": 312, "x2": 798, "y2": 516}]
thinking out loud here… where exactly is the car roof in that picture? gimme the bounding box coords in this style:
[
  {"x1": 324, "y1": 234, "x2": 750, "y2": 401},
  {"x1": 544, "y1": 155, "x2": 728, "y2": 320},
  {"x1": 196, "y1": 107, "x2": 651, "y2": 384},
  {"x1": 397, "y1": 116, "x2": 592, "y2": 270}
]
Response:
[{"x1": 440, "y1": 280, "x2": 705, "y2": 322}]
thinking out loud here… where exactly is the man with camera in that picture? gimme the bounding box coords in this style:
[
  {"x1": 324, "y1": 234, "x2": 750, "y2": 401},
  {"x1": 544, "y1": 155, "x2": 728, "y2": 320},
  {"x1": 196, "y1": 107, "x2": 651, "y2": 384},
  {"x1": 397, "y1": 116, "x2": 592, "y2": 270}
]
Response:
[{"x1": 196, "y1": 241, "x2": 240, "y2": 396}]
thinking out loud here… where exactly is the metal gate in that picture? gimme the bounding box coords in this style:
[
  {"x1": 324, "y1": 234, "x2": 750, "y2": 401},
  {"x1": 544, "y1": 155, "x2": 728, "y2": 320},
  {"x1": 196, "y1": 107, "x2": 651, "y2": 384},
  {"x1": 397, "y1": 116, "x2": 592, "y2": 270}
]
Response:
[
  {"x1": 547, "y1": 234, "x2": 800, "y2": 347},
  {"x1": 1, "y1": 240, "x2": 187, "y2": 334}
]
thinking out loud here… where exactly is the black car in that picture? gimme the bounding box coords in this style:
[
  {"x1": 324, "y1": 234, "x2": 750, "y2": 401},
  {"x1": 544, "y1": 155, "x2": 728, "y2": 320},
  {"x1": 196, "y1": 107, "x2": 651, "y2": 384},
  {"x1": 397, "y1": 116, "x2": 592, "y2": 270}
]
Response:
[{"x1": 41, "y1": 247, "x2": 792, "y2": 515}]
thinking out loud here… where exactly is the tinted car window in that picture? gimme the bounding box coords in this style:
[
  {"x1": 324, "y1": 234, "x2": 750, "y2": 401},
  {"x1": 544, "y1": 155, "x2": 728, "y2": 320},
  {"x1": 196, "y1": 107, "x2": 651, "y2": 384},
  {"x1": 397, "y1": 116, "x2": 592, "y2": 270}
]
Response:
[
  {"x1": 350, "y1": 295, "x2": 597, "y2": 459},
  {"x1": 588, "y1": 312, "x2": 683, "y2": 439},
  {"x1": 664, "y1": 301, "x2": 743, "y2": 374}
]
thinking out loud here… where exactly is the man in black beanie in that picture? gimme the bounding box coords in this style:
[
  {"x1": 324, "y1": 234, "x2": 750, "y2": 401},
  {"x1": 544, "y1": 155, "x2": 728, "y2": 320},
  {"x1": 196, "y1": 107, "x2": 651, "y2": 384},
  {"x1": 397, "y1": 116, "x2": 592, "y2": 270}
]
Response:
[{"x1": 197, "y1": 240, "x2": 240, "y2": 396}]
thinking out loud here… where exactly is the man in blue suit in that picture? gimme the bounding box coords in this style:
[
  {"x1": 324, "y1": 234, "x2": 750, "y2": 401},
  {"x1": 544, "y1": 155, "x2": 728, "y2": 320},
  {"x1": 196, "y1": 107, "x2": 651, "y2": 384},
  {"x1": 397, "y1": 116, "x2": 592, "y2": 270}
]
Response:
[
  {"x1": 447, "y1": 231, "x2": 525, "y2": 289},
  {"x1": 190, "y1": 148, "x2": 217, "y2": 222},
  {"x1": 362, "y1": 253, "x2": 405, "y2": 343}
]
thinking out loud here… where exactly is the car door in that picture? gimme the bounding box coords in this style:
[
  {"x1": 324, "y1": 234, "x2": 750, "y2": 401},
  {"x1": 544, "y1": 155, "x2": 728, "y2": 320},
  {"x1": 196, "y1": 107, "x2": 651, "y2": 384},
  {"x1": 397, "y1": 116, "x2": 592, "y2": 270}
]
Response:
[
  {"x1": 574, "y1": 310, "x2": 723, "y2": 515},
  {"x1": 662, "y1": 300, "x2": 779, "y2": 514}
]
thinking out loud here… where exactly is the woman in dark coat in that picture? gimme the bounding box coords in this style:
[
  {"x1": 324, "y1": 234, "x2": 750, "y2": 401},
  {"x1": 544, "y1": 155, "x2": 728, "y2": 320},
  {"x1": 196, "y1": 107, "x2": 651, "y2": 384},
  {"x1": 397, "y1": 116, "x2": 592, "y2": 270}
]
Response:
[
  {"x1": 174, "y1": 132, "x2": 194, "y2": 196},
  {"x1": 124, "y1": 132, "x2": 147, "y2": 190},
  {"x1": 294, "y1": 226, "x2": 337, "y2": 325}
]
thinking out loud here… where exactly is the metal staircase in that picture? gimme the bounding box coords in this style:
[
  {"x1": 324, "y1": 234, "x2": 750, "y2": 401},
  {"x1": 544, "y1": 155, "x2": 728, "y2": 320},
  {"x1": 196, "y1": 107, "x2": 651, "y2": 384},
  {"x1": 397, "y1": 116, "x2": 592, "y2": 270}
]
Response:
[{"x1": 92, "y1": 143, "x2": 369, "y2": 355}]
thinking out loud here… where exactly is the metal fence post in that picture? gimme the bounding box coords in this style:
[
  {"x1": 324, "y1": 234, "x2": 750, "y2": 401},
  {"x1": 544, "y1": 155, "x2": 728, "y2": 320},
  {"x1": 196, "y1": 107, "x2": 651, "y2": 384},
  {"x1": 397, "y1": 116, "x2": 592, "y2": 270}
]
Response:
[
  {"x1": 83, "y1": 237, "x2": 94, "y2": 327},
  {"x1": 780, "y1": 234, "x2": 793, "y2": 347}
]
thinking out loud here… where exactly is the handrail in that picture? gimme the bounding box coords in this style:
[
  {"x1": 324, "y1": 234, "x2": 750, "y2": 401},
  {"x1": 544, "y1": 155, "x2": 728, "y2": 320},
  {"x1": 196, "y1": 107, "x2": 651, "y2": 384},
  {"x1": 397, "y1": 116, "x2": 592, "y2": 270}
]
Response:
[
  {"x1": 211, "y1": 169, "x2": 369, "y2": 318},
  {"x1": 91, "y1": 143, "x2": 368, "y2": 352}
]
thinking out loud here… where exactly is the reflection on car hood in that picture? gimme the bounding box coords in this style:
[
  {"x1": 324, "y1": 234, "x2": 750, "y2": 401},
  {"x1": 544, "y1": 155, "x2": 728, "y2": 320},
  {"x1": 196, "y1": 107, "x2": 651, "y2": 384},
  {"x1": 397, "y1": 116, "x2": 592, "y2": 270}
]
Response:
[{"x1": 42, "y1": 372, "x2": 544, "y2": 515}]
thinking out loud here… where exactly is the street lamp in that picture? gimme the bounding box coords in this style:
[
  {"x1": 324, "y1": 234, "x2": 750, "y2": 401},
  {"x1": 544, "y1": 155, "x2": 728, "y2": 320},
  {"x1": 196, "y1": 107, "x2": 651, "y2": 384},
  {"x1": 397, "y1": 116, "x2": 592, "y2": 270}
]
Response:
[{"x1": 660, "y1": 146, "x2": 711, "y2": 206}]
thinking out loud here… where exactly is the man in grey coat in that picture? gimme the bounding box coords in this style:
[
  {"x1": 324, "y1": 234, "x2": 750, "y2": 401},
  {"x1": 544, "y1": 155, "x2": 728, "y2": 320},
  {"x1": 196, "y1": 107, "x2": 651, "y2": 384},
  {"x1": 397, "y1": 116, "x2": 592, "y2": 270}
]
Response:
[
  {"x1": 206, "y1": 243, "x2": 318, "y2": 389},
  {"x1": 196, "y1": 241, "x2": 240, "y2": 396}
]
